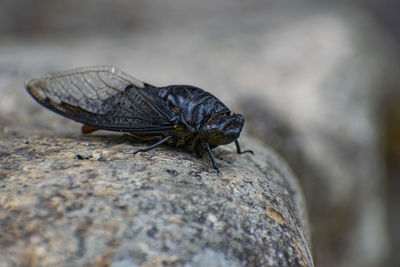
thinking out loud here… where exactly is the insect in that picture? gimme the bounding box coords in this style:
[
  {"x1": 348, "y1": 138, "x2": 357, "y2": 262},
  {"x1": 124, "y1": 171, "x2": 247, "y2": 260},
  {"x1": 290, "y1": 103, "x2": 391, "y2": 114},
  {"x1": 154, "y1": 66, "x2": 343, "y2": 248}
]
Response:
[{"x1": 25, "y1": 66, "x2": 253, "y2": 171}]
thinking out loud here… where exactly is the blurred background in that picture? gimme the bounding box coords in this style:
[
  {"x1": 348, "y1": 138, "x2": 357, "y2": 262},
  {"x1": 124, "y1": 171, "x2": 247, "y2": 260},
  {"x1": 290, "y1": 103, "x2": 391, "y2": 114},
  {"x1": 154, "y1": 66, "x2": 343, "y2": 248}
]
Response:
[{"x1": 1, "y1": 0, "x2": 399, "y2": 266}]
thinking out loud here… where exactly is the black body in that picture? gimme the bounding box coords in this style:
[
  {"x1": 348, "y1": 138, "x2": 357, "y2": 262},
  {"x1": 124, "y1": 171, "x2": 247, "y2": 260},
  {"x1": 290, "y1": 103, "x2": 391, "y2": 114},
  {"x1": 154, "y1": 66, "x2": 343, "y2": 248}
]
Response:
[{"x1": 25, "y1": 66, "x2": 252, "y2": 170}]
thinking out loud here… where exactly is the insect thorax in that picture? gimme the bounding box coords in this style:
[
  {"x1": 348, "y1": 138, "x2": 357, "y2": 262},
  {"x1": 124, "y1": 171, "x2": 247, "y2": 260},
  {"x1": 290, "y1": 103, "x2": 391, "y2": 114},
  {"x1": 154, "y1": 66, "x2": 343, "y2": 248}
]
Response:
[{"x1": 157, "y1": 85, "x2": 231, "y2": 133}]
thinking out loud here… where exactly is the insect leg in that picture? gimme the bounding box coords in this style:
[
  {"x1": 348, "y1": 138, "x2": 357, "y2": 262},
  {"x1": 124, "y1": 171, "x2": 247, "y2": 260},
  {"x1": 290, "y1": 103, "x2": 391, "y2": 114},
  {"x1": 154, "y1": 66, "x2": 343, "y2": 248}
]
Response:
[
  {"x1": 204, "y1": 143, "x2": 220, "y2": 172},
  {"x1": 235, "y1": 140, "x2": 254, "y2": 155},
  {"x1": 133, "y1": 135, "x2": 175, "y2": 154}
]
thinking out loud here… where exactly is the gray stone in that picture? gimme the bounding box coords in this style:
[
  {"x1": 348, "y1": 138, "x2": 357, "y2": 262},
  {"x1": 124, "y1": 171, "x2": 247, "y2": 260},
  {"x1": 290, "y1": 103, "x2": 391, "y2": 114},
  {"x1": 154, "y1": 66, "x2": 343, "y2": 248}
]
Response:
[
  {"x1": 0, "y1": 58, "x2": 312, "y2": 266},
  {"x1": 0, "y1": 130, "x2": 312, "y2": 266}
]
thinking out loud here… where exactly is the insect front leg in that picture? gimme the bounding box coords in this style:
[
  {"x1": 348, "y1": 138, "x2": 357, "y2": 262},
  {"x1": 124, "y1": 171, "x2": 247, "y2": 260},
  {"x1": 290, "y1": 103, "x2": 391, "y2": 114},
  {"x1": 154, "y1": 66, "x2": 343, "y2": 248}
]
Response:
[
  {"x1": 204, "y1": 142, "x2": 220, "y2": 173},
  {"x1": 133, "y1": 135, "x2": 175, "y2": 154},
  {"x1": 234, "y1": 140, "x2": 254, "y2": 155}
]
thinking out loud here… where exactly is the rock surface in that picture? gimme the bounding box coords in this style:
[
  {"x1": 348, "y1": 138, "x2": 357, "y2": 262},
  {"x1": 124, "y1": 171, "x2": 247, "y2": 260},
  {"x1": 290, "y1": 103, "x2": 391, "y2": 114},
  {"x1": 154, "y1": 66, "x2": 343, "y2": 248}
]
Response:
[{"x1": 0, "y1": 129, "x2": 312, "y2": 266}]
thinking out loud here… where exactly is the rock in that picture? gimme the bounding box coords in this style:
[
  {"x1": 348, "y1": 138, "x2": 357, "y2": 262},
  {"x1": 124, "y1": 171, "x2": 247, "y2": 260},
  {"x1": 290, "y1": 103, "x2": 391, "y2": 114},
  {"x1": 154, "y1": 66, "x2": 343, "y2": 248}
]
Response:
[{"x1": 0, "y1": 130, "x2": 312, "y2": 266}]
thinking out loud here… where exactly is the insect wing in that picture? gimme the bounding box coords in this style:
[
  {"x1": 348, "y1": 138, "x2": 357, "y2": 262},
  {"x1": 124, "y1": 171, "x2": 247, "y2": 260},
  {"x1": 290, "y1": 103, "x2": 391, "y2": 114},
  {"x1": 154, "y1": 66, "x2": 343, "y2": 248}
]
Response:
[{"x1": 26, "y1": 66, "x2": 176, "y2": 133}]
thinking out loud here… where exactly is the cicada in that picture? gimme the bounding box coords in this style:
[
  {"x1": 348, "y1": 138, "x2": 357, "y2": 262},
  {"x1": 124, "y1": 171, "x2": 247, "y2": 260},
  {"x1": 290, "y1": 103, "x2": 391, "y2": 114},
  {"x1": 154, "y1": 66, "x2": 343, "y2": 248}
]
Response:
[{"x1": 26, "y1": 66, "x2": 252, "y2": 171}]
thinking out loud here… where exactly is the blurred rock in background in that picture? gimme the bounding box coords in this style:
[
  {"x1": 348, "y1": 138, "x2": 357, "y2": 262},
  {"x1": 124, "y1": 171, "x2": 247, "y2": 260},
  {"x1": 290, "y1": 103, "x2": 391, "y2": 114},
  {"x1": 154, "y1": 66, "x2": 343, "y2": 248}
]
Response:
[{"x1": 1, "y1": 0, "x2": 399, "y2": 266}]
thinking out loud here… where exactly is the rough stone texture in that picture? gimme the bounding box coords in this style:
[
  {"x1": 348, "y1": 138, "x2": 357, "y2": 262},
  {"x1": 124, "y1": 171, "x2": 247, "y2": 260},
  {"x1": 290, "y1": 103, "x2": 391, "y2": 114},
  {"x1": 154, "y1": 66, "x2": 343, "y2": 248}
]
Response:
[
  {"x1": 0, "y1": 129, "x2": 312, "y2": 266},
  {"x1": 0, "y1": 0, "x2": 397, "y2": 266}
]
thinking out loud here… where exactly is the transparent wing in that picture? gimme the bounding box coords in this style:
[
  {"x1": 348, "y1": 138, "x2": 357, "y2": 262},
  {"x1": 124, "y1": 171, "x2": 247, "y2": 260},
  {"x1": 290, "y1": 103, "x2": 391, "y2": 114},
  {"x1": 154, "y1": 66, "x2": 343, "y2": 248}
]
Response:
[
  {"x1": 26, "y1": 66, "x2": 148, "y2": 114},
  {"x1": 26, "y1": 66, "x2": 176, "y2": 133}
]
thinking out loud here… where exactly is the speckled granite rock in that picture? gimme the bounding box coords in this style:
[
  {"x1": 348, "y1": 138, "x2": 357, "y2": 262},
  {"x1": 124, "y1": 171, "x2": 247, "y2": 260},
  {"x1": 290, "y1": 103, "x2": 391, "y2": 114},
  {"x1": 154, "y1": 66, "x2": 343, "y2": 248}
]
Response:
[{"x1": 0, "y1": 129, "x2": 312, "y2": 266}]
